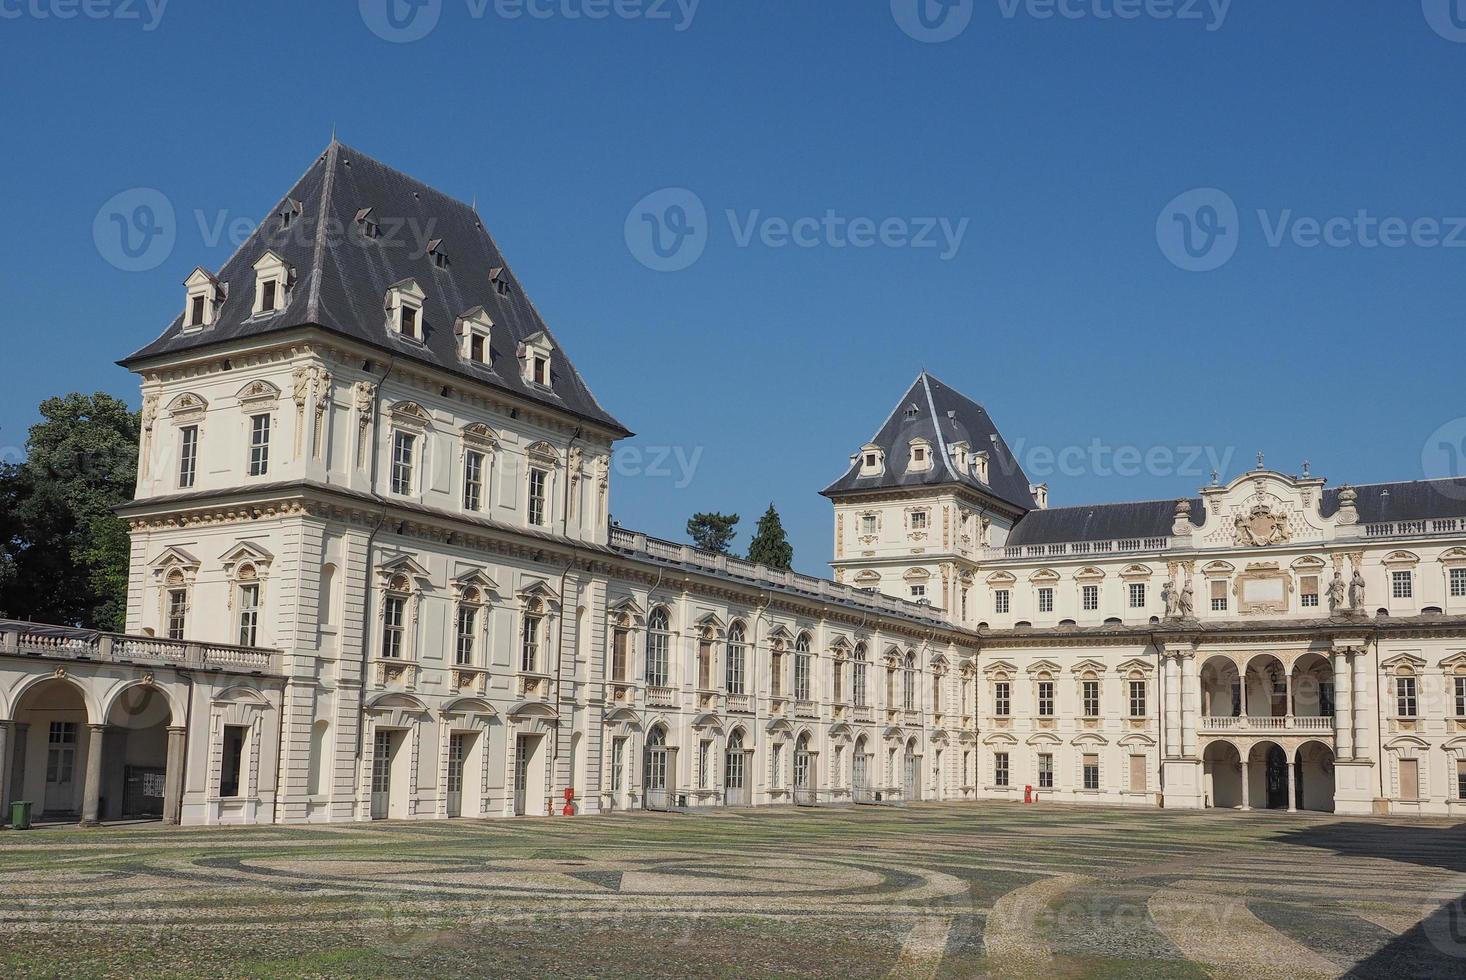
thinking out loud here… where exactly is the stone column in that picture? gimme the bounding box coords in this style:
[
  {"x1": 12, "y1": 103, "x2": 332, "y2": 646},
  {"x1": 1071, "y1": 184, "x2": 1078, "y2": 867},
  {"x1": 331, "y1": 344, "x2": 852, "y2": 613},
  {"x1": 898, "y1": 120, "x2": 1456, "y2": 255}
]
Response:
[
  {"x1": 1239, "y1": 760, "x2": 1251, "y2": 811},
  {"x1": 1352, "y1": 650, "x2": 1370, "y2": 760},
  {"x1": 1286, "y1": 761, "x2": 1297, "y2": 813},
  {"x1": 1332, "y1": 649, "x2": 1354, "y2": 759},
  {"x1": 162, "y1": 726, "x2": 187, "y2": 826},
  {"x1": 1284, "y1": 667, "x2": 1294, "y2": 723},
  {"x1": 80, "y1": 724, "x2": 107, "y2": 828},
  {"x1": 0, "y1": 722, "x2": 11, "y2": 825},
  {"x1": 1163, "y1": 653, "x2": 1182, "y2": 759},
  {"x1": 1181, "y1": 653, "x2": 1200, "y2": 759}
]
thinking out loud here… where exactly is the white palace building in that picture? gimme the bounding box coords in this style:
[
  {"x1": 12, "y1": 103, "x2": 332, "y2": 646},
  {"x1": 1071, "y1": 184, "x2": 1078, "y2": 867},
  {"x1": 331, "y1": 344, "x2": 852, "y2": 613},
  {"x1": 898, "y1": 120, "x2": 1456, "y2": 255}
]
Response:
[{"x1": 3, "y1": 142, "x2": 1466, "y2": 826}]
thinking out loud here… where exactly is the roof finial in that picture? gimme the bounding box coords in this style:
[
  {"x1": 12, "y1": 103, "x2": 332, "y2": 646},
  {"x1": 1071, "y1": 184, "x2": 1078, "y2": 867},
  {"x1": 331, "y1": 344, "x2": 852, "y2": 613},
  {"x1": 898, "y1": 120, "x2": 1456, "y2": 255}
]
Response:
[
  {"x1": 330, "y1": 122, "x2": 337, "y2": 143},
  {"x1": 1302, "y1": 459, "x2": 1311, "y2": 477},
  {"x1": 1256, "y1": 451, "x2": 1265, "y2": 470},
  {"x1": 1211, "y1": 468, "x2": 1220, "y2": 486}
]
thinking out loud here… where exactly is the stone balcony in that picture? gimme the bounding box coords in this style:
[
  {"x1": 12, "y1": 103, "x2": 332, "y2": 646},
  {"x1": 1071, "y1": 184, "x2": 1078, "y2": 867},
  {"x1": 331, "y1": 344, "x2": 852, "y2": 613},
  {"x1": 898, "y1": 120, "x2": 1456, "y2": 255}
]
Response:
[
  {"x1": 1, "y1": 621, "x2": 281, "y2": 676},
  {"x1": 725, "y1": 692, "x2": 754, "y2": 714},
  {"x1": 1200, "y1": 715, "x2": 1333, "y2": 734}
]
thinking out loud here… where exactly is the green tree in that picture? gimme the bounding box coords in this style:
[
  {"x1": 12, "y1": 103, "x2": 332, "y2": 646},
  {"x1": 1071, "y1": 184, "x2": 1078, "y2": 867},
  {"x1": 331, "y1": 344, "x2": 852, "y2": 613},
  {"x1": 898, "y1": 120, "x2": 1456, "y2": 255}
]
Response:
[
  {"x1": 747, "y1": 503, "x2": 794, "y2": 570},
  {"x1": 686, "y1": 512, "x2": 739, "y2": 555},
  {"x1": 0, "y1": 393, "x2": 138, "y2": 630}
]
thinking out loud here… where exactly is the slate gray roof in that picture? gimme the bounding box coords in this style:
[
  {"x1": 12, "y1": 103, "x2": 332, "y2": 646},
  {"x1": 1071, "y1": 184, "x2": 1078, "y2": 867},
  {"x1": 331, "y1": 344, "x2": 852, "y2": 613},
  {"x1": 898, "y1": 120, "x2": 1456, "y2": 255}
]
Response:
[
  {"x1": 822, "y1": 373, "x2": 1036, "y2": 512},
  {"x1": 1004, "y1": 498, "x2": 1204, "y2": 547},
  {"x1": 122, "y1": 140, "x2": 630, "y2": 437},
  {"x1": 1322, "y1": 478, "x2": 1466, "y2": 523}
]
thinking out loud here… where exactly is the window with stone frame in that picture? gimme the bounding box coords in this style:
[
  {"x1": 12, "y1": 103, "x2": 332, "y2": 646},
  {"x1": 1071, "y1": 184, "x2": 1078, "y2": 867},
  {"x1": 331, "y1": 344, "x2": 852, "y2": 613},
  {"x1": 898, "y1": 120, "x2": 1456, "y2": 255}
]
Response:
[
  {"x1": 994, "y1": 589, "x2": 1011, "y2": 614},
  {"x1": 1082, "y1": 679, "x2": 1101, "y2": 718},
  {"x1": 725, "y1": 623, "x2": 748, "y2": 695},
  {"x1": 237, "y1": 579, "x2": 261, "y2": 648},
  {"x1": 1210, "y1": 579, "x2": 1228, "y2": 612},
  {"x1": 1452, "y1": 568, "x2": 1466, "y2": 598},
  {"x1": 381, "y1": 577, "x2": 410, "y2": 660},
  {"x1": 1037, "y1": 680, "x2": 1055, "y2": 717},
  {"x1": 1082, "y1": 584, "x2": 1100, "y2": 611},
  {"x1": 1300, "y1": 575, "x2": 1321, "y2": 608},
  {"x1": 390, "y1": 430, "x2": 417, "y2": 495},
  {"x1": 1037, "y1": 587, "x2": 1054, "y2": 614},
  {"x1": 1129, "y1": 679, "x2": 1147, "y2": 717},
  {"x1": 645, "y1": 607, "x2": 671, "y2": 687},
  {"x1": 463, "y1": 449, "x2": 486, "y2": 512},
  {"x1": 698, "y1": 630, "x2": 715, "y2": 690},
  {"x1": 456, "y1": 588, "x2": 484, "y2": 667},
  {"x1": 1083, "y1": 753, "x2": 1100, "y2": 791},
  {"x1": 902, "y1": 654, "x2": 917, "y2": 711},
  {"x1": 527, "y1": 466, "x2": 549, "y2": 527},
  {"x1": 1129, "y1": 582, "x2": 1147, "y2": 608},
  {"x1": 1456, "y1": 675, "x2": 1466, "y2": 718},
  {"x1": 1038, "y1": 752, "x2": 1054, "y2": 789},
  {"x1": 993, "y1": 680, "x2": 1011, "y2": 717},
  {"x1": 248, "y1": 412, "x2": 271, "y2": 477},
  {"x1": 166, "y1": 572, "x2": 189, "y2": 641},
  {"x1": 1392, "y1": 570, "x2": 1414, "y2": 599},
  {"x1": 520, "y1": 600, "x2": 545, "y2": 673},
  {"x1": 611, "y1": 623, "x2": 630, "y2": 682},
  {"x1": 178, "y1": 424, "x2": 198, "y2": 489},
  {"x1": 994, "y1": 752, "x2": 1010, "y2": 788},
  {"x1": 1396, "y1": 674, "x2": 1418, "y2": 718},
  {"x1": 794, "y1": 634, "x2": 813, "y2": 701},
  {"x1": 852, "y1": 644, "x2": 868, "y2": 706}
]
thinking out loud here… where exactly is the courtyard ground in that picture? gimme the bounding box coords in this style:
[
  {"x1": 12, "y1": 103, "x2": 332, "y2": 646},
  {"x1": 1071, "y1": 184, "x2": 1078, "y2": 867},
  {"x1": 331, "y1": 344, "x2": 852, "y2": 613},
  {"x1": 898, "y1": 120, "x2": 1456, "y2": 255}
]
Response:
[{"x1": 1, "y1": 802, "x2": 1464, "y2": 979}]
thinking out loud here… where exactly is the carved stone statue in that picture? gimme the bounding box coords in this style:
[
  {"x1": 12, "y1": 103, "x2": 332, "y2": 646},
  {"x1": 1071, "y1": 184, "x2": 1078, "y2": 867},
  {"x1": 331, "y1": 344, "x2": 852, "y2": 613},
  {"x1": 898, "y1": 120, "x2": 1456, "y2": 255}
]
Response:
[
  {"x1": 354, "y1": 381, "x2": 377, "y2": 425},
  {"x1": 1179, "y1": 579, "x2": 1195, "y2": 619},
  {"x1": 1162, "y1": 580, "x2": 1180, "y2": 619},
  {"x1": 292, "y1": 366, "x2": 311, "y2": 408},
  {"x1": 1327, "y1": 572, "x2": 1347, "y2": 615},
  {"x1": 1349, "y1": 569, "x2": 1367, "y2": 611}
]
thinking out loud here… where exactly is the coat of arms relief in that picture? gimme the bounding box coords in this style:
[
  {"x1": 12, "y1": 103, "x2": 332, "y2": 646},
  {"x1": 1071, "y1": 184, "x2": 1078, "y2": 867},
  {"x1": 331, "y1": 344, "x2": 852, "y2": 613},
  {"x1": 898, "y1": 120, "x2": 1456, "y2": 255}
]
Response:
[{"x1": 1233, "y1": 503, "x2": 1292, "y2": 547}]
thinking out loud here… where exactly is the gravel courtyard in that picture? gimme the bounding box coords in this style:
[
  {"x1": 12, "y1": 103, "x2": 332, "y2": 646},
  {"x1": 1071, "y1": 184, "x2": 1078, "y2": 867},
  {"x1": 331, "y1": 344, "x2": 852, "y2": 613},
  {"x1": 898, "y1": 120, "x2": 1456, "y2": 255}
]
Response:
[{"x1": 1, "y1": 802, "x2": 1463, "y2": 978}]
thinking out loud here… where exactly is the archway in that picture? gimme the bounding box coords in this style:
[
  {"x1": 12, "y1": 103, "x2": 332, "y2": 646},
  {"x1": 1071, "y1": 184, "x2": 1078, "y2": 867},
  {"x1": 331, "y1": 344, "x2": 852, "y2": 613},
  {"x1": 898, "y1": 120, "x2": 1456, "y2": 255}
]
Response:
[
  {"x1": 902, "y1": 738, "x2": 919, "y2": 802},
  {"x1": 793, "y1": 732, "x2": 814, "y2": 805},
  {"x1": 1247, "y1": 741, "x2": 1289, "y2": 810},
  {"x1": 11, "y1": 678, "x2": 94, "y2": 821},
  {"x1": 1243, "y1": 656, "x2": 1287, "y2": 719},
  {"x1": 103, "y1": 685, "x2": 175, "y2": 822},
  {"x1": 1202, "y1": 741, "x2": 1242, "y2": 809},
  {"x1": 1200, "y1": 656, "x2": 1241, "y2": 717},
  {"x1": 1295, "y1": 741, "x2": 1336, "y2": 812},
  {"x1": 724, "y1": 728, "x2": 750, "y2": 807},
  {"x1": 1290, "y1": 654, "x2": 1334, "y2": 719},
  {"x1": 643, "y1": 725, "x2": 670, "y2": 811},
  {"x1": 852, "y1": 735, "x2": 870, "y2": 801}
]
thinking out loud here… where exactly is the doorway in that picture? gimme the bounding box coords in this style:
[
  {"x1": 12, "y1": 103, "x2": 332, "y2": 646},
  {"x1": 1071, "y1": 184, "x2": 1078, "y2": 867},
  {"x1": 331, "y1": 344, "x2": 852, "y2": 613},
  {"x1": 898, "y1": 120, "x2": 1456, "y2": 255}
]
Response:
[{"x1": 514, "y1": 733, "x2": 546, "y2": 817}]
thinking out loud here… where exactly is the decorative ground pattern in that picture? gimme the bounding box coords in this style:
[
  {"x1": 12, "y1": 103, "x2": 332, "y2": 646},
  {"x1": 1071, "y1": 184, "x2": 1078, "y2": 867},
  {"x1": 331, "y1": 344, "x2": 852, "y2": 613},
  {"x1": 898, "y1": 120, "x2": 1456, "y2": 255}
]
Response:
[{"x1": 2, "y1": 803, "x2": 1464, "y2": 978}]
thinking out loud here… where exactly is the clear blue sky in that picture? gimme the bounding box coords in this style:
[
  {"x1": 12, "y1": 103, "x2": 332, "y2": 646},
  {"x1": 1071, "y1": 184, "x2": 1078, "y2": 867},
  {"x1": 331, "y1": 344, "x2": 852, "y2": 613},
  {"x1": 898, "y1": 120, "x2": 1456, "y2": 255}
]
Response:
[{"x1": 2, "y1": 1, "x2": 1464, "y2": 577}]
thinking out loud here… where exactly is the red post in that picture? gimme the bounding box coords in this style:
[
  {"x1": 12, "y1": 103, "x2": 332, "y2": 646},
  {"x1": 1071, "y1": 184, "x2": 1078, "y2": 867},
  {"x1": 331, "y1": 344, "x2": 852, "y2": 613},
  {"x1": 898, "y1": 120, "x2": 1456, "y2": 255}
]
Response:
[{"x1": 1024, "y1": 785, "x2": 1033, "y2": 804}]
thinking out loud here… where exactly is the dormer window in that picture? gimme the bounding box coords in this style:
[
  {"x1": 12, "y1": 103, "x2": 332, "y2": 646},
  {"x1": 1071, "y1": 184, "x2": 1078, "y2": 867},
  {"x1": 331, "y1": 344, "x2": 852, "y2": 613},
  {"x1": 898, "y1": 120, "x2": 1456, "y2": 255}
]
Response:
[
  {"x1": 355, "y1": 207, "x2": 380, "y2": 240},
  {"x1": 974, "y1": 450, "x2": 990, "y2": 484},
  {"x1": 250, "y1": 251, "x2": 292, "y2": 317},
  {"x1": 182, "y1": 267, "x2": 223, "y2": 332},
  {"x1": 455, "y1": 307, "x2": 493, "y2": 366},
  {"x1": 1031, "y1": 483, "x2": 1049, "y2": 509},
  {"x1": 428, "y1": 239, "x2": 450, "y2": 270},
  {"x1": 857, "y1": 444, "x2": 885, "y2": 477},
  {"x1": 279, "y1": 198, "x2": 302, "y2": 231},
  {"x1": 519, "y1": 330, "x2": 556, "y2": 389},
  {"x1": 951, "y1": 440, "x2": 970, "y2": 471},
  {"x1": 908, "y1": 438, "x2": 933, "y2": 473},
  {"x1": 385, "y1": 278, "x2": 427, "y2": 342},
  {"x1": 490, "y1": 266, "x2": 511, "y2": 297}
]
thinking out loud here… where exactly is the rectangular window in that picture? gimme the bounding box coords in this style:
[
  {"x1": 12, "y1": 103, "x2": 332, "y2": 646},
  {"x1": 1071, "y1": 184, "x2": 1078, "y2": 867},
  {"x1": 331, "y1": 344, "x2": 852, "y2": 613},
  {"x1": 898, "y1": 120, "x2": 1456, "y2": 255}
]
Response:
[
  {"x1": 1129, "y1": 680, "x2": 1147, "y2": 717},
  {"x1": 166, "y1": 588, "x2": 188, "y2": 641},
  {"x1": 1082, "y1": 585, "x2": 1099, "y2": 611},
  {"x1": 1399, "y1": 757, "x2": 1420, "y2": 801},
  {"x1": 1083, "y1": 754, "x2": 1100, "y2": 791},
  {"x1": 611, "y1": 628, "x2": 629, "y2": 682},
  {"x1": 1456, "y1": 676, "x2": 1466, "y2": 718},
  {"x1": 463, "y1": 450, "x2": 486, "y2": 511},
  {"x1": 220, "y1": 725, "x2": 248, "y2": 798},
  {"x1": 1210, "y1": 580, "x2": 1228, "y2": 612},
  {"x1": 248, "y1": 413, "x2": 271, "y2": 477},
  {"x1": 455, "y1": 606, "x2": 477, "y2": 666},
  {"x1": 611, "y1": 737, "x2": 626, "y2": 793},
  {"x1": 699, "y1": 739, "x2": 712, "y2": 790},
  {"x1": 1129, "y1": 754, "x2": 1146, "y2": 793},
  {"x1": 994, "y1": 681, "x2": 1011, "y2": 718},
  {"x1": 533, "y1": 356, "x2": 549, "y2": 386},
  {"x1": 994, "y1": 752, "x2": 1010, "y2": 788},
  {"x1": 910, "y1": 584, "x2": 927, "y2": 600},
  {"x1": 1397, "y1": 676, "x2": 1418, "y2": 718},
  {"x1": 528, "y1": 467, "x2": 548, "y2": 526},
  {"x1": 178, "y1": 425, "x2": 198, "y2": 489},
  {"x1": 911, "y1": 511, "x2": 928, "y2": 531},
  {"x1": 1393, "y1": 570, "x2": 1413, "y2": 599},
  {"x1": 469, "y1": 332, "x2": 487, "y2": 364},
  {"x1": 1300, "y1": 575, "x2": 1320, "y2": 608},
  {"x1": 237, "y1": 583, "x2": 260, "y2": 648},
  {"x1": 1038, "y1": 753, "x2": 1054, "y2": 789},
  {"x1": 771, "y1": 744, "x2": 783, "y2": 789},
  {"x1": 260, "y1": 279, "x2": 278, "y2": 312},
  {"x1": 381, "y1": 595, "x2": 405, "y2": 659},
  {"x1": 1037, "y1": 681, "x2": 1054, "y2": 717},
  {"x1": 861, "y1": 515, "x2": 877, "y2": 536},
  {"x1": 699, "y1": 640, "x2": 714, "y2": 690},
  {"x1": 1452, "y1": 568, "x2": 1466, "y2": 598},
  {"x1": 521, "y1": 613, "x2": 542, "y2": 673},
  {"x1": 1458, "y1": 759, "x2": 1466, "y2": 801},
  {"x1": 1038, "y1": 588, "x2": 1054, "y2": 614},
  {"x1": 390, "y1": 431, "x2": 416, "y2": 495},
  {"x1": 1129, "y1": 583, "x2": 1146, "y2": 609},
  {"x1": 46, "y1": 722, "x2": 76, "y2": 786},
  {"x1": 994, "y1": 590, "x2": 1010, "y2": 614},
  {"x1": 190, "y1": 294, "x2": 206, "y2": 327},
  {"x1": 400, "y1": 305, "x2": 418, "y2": 339},
  {"x1": 1082, "y1": 680, "x2": 1100, "y2": 718}
]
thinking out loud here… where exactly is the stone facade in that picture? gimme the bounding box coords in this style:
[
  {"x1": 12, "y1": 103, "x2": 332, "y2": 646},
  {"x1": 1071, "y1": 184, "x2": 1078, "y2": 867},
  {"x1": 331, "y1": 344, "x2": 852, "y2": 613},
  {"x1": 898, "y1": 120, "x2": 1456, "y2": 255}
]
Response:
[{"x1": 4, "y1": 144, "x2": 1465, "y2": 825}]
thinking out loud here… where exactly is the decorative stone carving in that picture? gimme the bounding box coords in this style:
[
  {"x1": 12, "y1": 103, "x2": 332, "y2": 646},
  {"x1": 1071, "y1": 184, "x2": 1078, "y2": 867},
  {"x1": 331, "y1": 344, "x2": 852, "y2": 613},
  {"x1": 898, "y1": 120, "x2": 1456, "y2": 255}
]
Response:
[
  {"x1": 1179, "y1": 579, "x2": 1195, "y2": 619},
  {"x1": 1335, "y1": 484, "x2": 1359, "y2": 526},
  {"x1": 1349, "y1": 568, "x2": 1367, "y2": 612},
  {"x1": 1328, "y1": 572, "x2": 1347, "y2": 614},
  {"x1": 1233, "y1": 503, "x2": 1291, "y2": 547},
  {"x1": 1161, "y1": 580, "x2": 1180, "y2": 619}
]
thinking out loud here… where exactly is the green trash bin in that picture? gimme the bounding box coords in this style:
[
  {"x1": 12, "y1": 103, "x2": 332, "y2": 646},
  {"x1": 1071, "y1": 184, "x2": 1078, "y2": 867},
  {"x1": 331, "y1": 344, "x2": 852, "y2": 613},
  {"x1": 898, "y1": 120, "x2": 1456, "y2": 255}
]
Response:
[{"x1": 10, "y1": 801, "x2": 32, "y2": 830}]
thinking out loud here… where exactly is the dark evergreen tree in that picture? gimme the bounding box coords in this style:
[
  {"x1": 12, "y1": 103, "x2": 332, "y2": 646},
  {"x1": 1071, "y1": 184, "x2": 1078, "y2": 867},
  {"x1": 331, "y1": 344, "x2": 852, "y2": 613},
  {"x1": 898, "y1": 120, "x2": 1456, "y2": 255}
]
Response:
[
  {"x1": 747, "y1": 503, "x2": 793, "y2": 570},
  {"x1": 686, "y1": 512, "x2": 740, "y2": 555}
]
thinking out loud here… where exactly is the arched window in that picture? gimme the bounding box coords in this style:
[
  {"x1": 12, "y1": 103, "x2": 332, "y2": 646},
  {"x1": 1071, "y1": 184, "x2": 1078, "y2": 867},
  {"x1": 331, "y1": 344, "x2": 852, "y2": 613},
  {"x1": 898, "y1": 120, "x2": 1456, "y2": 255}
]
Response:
[
  {"x1": 794, "y1": 633, "x2": 813, "y2": 701},
  {"x1": 645, "y1": 607, "x2": 671, "y2": 687},
  {"x1": 853, "y1": 644, "x2": 869, "y2": 707},
  {"x1": 903, "y1": 653, "x2": 917, "y2": 711},
  {"x1": 726, "y1": 622, "x2": 747, "y2": 695}
]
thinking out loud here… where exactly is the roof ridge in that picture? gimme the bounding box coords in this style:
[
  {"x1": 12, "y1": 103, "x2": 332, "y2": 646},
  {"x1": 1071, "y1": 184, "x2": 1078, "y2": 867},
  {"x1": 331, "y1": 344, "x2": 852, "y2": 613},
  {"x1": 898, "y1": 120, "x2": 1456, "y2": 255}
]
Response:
[
  {"x1": 923, "y1": 373, "x2": 964, "y2": 483},
  {"x1": 305, "y1": 140, "x2": 340, "y2": 325},
  {"x1": 333, "y1": 140, "x2": 479, "y2": 215},
  {"x1": 1328, "y1": 476, "x2": 1466, "y2": 490},
  {"x1": 1035, "y1": 495, "x2": 1202, "y2": 512}
]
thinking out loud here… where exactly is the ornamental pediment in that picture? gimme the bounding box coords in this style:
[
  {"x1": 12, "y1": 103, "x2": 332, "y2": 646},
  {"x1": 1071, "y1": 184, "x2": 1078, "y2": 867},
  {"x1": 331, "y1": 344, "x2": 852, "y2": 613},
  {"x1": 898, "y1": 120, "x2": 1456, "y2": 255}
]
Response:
[{"x1": 1197, "y1": 469, "x2": 1330, "y2": 549}]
